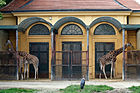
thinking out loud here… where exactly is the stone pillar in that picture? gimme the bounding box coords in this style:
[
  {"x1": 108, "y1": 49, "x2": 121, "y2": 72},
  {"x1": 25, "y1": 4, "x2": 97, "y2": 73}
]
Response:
[{"x1": 137, "y1": 30, "x2": 140, "y2": 49}]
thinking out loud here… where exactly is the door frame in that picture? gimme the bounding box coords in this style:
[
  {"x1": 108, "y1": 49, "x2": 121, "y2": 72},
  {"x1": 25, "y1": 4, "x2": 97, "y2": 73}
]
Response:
[
  {"x1": 95, "y1": 42, "x2": 115, "y2": 78},
  {"x1": 62, "y1": 41, "x2": 82, "y2": 79},
  {"x1": 93, "y1": 39, "x2": 117, "y2": 78},
  {"x1": 29, "y1": 42, "x2": 49, "y2": 78}
]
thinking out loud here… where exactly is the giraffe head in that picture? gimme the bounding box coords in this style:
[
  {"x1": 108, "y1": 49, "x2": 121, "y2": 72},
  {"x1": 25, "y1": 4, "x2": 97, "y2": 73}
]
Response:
[
  {"x1": 5, "y1": 40, "x2": 11, "y2": 47},
  {"x1": 5, "y1": 40, "x2": 15, "y2": 52}
]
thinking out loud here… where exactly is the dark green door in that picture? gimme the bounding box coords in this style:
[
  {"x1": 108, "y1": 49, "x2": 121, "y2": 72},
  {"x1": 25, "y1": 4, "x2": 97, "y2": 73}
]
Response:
[
  {"x1": 62, "y1": 42, "x2": 82, "y2": 79},
  {"x1": 95, "y1": 42, "x2": 115, "y2": 78},
  {"x1": 29, "y1": 43, "x2": 49, "y2": 78}
]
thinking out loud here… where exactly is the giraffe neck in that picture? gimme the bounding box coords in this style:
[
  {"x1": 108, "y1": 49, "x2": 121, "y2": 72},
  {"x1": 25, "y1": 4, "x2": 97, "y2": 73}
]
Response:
[{"x1": 114, "y1": 44, "x2": 128, "y2": 56}]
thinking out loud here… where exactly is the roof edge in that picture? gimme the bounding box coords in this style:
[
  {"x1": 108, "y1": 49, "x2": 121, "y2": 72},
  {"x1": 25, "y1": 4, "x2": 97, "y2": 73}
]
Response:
[
  {"x1": 132, "y1": 10, "x2": 140, "y2": 12},
  {"x1": 122, "y1": 24, "x2": 140, "y2": 31},
  {"x1": 1, "y1": 9, "x2": 132, "y2": 13},
  {"x1": 114, "y1": 0, "x2": 128, "y2": 9}
]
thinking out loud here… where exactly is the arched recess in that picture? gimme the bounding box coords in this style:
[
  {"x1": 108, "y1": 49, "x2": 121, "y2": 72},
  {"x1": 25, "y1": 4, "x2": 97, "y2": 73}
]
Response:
[
  {"x1": 18, "y1": 17, "x2": 53, "y2": 33},
  {"x1": 89, "y1": 17, "x2": 123, "y2": 79},
  {"x1": 18, "y1": 17, "x2": 53, "y2": 79},
  {"x1": 89, "y1": 16, "x2": 122, "y2": 32},
  {"x1": 54, "y1": 16, "x2": 87, "y2": 33},
  {"x1": 53, "y1": 17, "x2": 88, "y2": 80}
]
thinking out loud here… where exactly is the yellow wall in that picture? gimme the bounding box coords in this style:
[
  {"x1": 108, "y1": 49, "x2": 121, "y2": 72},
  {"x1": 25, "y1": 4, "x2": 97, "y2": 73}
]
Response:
[
  {"x1": 127, "y1": 31, "x2": 137, "y2": 49},
  {"x1": 90, "y1": 22, "x2": 124, "y2": 78},
  {"x1": 18, "y1": 22, "x2": 52, "y2": 78},
  {"x1": 0, "y1": 11, "x2": 138, "y2": 79},
  {"x1": 17, "y1": 15, "x2": 126, "y2": 79},
  {"x1": 16, "y1": 13, "x2": 134, "y2": 79},
  {"x1": 0, "y1": 13, "x2": 16, "y2": 25}
]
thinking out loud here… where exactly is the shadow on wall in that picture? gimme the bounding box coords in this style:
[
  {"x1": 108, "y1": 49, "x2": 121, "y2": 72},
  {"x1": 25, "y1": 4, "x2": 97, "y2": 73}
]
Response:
[{"x1": 0, "y1": 30, "x2": 8, "y2": 51}]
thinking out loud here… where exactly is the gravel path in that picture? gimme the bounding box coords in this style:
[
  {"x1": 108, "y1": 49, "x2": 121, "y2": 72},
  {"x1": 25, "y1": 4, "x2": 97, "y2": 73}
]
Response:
[{"x1": 0, "y1": 79, "x2": 140, "y2": 93}]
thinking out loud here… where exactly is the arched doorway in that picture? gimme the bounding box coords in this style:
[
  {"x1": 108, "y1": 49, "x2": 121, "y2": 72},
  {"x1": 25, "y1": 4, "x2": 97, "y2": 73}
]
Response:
[
  {"x1": 18, "y1": 17, "x2": 53, "y2": 79},
  {"x1": 89, "y1": 17, "x2": 122, "y2": 78}
]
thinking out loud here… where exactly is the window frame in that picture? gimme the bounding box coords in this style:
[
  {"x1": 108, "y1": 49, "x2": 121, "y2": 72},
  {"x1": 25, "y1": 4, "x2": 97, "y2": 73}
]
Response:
[
  {"x1": 61, "y1": 24, "x2": 83, "y2": 35},
  {"x1": 94, "y1": 24, "x2": 116, "y2": 35},
  {"x1": 29, "y1": 24, "x2": 50, "y2": 35}
]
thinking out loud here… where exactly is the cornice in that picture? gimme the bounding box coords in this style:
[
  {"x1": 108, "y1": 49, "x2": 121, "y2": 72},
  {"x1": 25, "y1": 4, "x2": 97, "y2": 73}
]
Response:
[
  {"x1": 2, "y1": 13, "x2": 14, "y2": 17},
  {"x1": 12, "y1": 11, "x2": 131, "y2": 17},
  {"x1": 130, "y1": 12, "x2": 140, "y2": 16}
]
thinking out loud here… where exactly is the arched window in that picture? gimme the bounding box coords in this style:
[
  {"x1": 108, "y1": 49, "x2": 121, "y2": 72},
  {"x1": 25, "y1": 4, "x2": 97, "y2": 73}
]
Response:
[
  {"x1": 94, "y1": 24, "x2": 115, "y2": 35},
  {"x1": 61, "y1": 24, "x2": 83, "y2": 35},
  {"x1": 29, "y1": 24, "x2": 50, "y2": 35}
]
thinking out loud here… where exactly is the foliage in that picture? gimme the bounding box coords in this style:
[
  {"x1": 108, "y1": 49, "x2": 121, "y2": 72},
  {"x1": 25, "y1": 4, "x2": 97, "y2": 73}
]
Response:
[
  {"x1": 60, "y1": 85, "x2": 114, "y2": 93},
  {"x1": 129, "y1": 86, "x2": 140, "y2": 93},
  {"x1": 0, "y1": 88, "x2": 38, "y2": 93},
  {"x1": 0, "y1": 0, "x2": 12, "y2": 19},
  {"x1": 0, "y1": 0, "x2": 6, "y2": 7}
]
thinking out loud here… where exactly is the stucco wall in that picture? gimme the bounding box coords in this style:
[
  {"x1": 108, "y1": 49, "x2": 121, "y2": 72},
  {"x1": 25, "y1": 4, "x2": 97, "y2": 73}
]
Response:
[
  {"x1": 1, "y1": 11, "x2": 139, "y2": 79},
  {"x1": 0, "y1": 13, "x2": 16, "y2": 25}
]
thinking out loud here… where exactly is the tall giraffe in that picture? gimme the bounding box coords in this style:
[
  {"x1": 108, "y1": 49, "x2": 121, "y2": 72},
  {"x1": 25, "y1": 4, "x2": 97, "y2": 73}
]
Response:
[
  {"x1": 6, "y1": 40, "x2": 39, "y2": 79},
  {"x1": 6, "y1": 40, "x2": 24, "y2": 80},
  {"x1": 99, "y1": 43, "x2": 133, "y2": 79},
  {"x1": 18, "y1": 51, "x2": 39, "y2": 79}
]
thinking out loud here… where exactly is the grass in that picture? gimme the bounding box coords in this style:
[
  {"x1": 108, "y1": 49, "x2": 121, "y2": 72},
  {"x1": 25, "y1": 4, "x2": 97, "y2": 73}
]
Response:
[
  {"x1": 0, "y1": 88, "x2": 37, "y2": 93},
  {"x1": 129, "y1": 86, "x2": 140, "y2": 93},
  {"x1": 60, "y1": 85, "x2": 114, "y2": 93}
]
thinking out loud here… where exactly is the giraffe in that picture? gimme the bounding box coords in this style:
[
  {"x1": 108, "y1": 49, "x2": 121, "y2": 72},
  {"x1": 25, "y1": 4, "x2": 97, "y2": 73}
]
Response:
[
  {"x1": 99, "y1": 43, "x2": 133, "y2": 79},
  {"x1": 18, "y1": 51, "x2": 39, "y2": 79},
  {"x1": 6, "y1": 40, "x2": 39, "y2": 80},
  {"x1": 6, "y1": 41, "x2": 24, "y2": 80}
]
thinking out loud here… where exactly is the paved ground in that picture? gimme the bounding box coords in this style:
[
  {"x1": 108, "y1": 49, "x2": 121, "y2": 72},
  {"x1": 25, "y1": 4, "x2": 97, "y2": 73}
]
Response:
[{"x1": 0, "y1": 79, "x2": 140, "y2": 93}]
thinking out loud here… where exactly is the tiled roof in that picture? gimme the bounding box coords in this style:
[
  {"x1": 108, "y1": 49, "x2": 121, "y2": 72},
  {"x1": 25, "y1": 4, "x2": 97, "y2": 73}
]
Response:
[
  {"x1": 1, "y1": 0, "x2": 31, "y2": 11},
  {"x1": 1, "y1": 0, "x2": 140, "y2": 12},
  {"x1": 117, "y1": 0, "x2": 140, "y2": 10}
]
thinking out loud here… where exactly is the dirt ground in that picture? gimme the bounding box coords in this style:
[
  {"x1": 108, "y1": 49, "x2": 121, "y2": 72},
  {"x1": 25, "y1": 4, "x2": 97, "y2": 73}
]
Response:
[{"x1": 0, "y1": 79, "x2": 140, "y2": 93}]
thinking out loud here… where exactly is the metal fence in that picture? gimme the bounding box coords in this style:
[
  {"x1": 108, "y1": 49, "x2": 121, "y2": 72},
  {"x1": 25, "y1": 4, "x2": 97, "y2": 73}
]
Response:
[
  {"x1": 125, "y1": 50, "x2": 140, "y2": 80},
  {"x1": 52, "y1": 51, "x2": 88, "y2": 80},
  {"x1": 0, "y1": 51, "x2": 17, "y2": 80}
]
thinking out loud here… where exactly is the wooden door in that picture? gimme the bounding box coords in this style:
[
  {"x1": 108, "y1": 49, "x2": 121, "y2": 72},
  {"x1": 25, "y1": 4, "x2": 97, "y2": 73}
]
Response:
[
  {"x1": 29, "y1": 43, "x2": 49, "y2": 78},
  {"x1": 62, "y1": 42, "x2": 82, "y2": 79},
  {"x1": 95, "y1": 42, "x2": 115, "y2": 78}
]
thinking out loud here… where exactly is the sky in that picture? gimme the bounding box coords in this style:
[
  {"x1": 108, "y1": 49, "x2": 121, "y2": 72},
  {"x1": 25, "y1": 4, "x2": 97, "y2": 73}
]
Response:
[{"x1": 135, "y1": 0, "x2": 140, "y2": 4}]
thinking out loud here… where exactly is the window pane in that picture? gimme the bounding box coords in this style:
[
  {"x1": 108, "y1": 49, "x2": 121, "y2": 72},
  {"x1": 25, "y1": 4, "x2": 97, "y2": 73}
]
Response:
[
  {"x1": 29, "y1": 24, "x2": 50, "y2": 35},
  {"x1": 94, "y1": 24, "x2": 115, "y2": 35},
  {"x1": 61, "y1": 24, "x2": 83, "y2": 35}
]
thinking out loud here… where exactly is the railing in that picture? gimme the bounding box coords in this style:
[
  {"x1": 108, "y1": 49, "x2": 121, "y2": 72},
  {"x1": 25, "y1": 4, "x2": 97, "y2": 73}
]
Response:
[
  {"x1": 0, "y1": 51, "x2": 17, "y2": 80},
  {"x1": 125, "y1": 50, "x2": 140, "y2": 79}
]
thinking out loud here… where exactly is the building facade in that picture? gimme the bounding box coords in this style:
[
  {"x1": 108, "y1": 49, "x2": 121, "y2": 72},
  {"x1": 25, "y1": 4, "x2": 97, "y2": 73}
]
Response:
[{"x1": 0, "y1": 0, "x2": 140, "y2": 80}]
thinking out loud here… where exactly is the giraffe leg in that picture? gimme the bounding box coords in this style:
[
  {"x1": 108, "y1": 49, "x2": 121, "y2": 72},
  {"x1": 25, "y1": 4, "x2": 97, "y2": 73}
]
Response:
[
  {"x1": 33, "y1": 64, "x2": 36, "y2": 80},
  {"x1": 103, "y1": 66, "x2": 107, "y2": 79},
  {"x1": 113, "y1": 63, "x2": 115, "y2": 78},
  {"x1": 19, "y1": 59, "x2": 23, "y2": 80},
  {"x1": 37, "y1": 67, "x2": 38, "y2": 79},
  {"x1": 35, "y1": 69, "x2": 36, "y2": 80},
  {"x1": 20, "y1": 67, "x2": 23, "y2": 80},
  {"x1": 110, "y1": 63, "x2": 113, "y2": 79},
  {"x1": 27, "y1": 64, "x2": 29, "y2": 79},
  {"x1": 17, "y1": 61, "x2": 19, "y2": 80},
  {"x1": 24, "y1": 63, "x2": 27, "y2": 79},
  {"x1": 99, "y1": 64, "x2": 102, "y2": 79}
]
